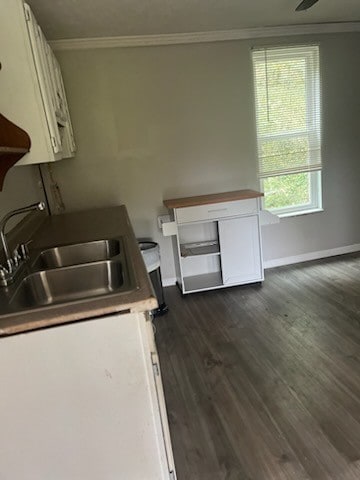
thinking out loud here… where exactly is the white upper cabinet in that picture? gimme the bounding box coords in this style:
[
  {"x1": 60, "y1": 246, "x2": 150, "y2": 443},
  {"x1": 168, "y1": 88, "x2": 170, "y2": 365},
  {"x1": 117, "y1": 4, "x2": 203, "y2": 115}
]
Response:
[{"x1": 0, "y1": 0, "x2": 76, "y2": 165}]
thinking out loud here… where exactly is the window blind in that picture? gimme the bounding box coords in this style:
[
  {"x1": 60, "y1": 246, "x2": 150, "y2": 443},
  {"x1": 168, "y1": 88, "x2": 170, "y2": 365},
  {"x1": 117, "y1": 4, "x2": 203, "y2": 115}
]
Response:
[{"x1": 252, "y1": 45, "x2": 321, "y2": 178}]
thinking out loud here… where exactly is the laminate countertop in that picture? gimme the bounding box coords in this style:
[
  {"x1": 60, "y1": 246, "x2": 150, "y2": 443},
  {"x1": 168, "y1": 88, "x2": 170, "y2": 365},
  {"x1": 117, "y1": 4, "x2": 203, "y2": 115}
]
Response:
[
  {"x1": 163, "y1": 189, "x2": 263, "y2": 209},
  {"x1": 0, "y1": 206, "x2": 157, "y2": 336}
]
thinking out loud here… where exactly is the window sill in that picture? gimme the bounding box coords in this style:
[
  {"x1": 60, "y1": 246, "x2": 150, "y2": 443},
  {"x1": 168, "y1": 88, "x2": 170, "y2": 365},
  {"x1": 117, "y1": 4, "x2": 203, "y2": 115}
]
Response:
[{"x1": 277, "y1": 208, "x2": 324, "y2": 219}]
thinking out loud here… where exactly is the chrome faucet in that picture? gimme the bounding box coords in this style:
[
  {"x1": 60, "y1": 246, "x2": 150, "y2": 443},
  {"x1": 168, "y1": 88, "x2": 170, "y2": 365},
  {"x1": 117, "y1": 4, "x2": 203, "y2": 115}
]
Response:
[{"x1": 0, "y1": 202, "x2": 46, "y2": 286}]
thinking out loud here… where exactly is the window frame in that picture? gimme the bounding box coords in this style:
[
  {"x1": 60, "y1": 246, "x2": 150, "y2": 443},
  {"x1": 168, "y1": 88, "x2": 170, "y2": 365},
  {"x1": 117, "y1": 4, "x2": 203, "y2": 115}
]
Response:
[
  {"x1": 253, "y1": 45, "x2": 322, "y2": 217},
  {"x1": 260, "y1": 171, "x2": 322, "y2": 217}
]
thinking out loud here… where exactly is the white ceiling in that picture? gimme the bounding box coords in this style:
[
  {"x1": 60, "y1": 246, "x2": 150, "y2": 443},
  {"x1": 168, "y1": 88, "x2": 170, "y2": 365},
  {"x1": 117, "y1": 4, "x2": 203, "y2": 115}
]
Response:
[{"x1": 27, "y1": 0, "x2": 360, "y2": 40}]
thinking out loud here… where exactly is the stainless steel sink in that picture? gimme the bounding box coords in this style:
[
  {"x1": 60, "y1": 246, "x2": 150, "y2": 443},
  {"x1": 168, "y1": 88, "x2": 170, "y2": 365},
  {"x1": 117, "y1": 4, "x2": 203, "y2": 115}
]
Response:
[
  {"x1": 32, "y1": 239, "x2": 121, "y2": 270},
  {"x1": 0, "y1": 237, "x2": 138, "y2": 315},
  {"x1": 11, "y1": 260, "x2": 129, "y2": 308}
]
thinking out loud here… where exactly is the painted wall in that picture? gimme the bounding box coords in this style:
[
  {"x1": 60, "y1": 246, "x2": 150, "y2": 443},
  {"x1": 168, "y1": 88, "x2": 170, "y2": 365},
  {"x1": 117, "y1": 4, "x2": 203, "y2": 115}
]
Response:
[
  {"x1": 0, "y1": 165, "x2": 44, "y2": 231},
  {"x1": 52, "y1": 33, "x2": 360, "y2": 281}
]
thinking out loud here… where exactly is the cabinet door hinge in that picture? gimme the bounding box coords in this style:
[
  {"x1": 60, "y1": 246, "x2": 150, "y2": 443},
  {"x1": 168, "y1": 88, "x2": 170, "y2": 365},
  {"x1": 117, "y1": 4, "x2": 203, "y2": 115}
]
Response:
[
  {"x1": 152, "y1": 361, "x2": 160, "y2": 377},
  {"x1": 24, "y1": 5, "x2": 31, "y2": 21},
  {"x1": 50, "y1": 136, "x2": 57, "y2": 149}
]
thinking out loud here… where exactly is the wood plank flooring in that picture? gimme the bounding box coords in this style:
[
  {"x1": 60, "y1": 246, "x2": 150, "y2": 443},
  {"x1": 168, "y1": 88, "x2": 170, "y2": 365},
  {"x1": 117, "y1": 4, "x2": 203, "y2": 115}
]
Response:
[{"x1": 154, "y1": 253, "x2": 360, "y2": 480}]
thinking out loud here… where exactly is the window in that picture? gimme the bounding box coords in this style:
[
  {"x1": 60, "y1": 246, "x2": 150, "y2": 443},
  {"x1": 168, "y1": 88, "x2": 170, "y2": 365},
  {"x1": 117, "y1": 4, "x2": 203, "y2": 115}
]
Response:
[{"x1": 252, "y1": 45, "x2": 322, "y2": 216}]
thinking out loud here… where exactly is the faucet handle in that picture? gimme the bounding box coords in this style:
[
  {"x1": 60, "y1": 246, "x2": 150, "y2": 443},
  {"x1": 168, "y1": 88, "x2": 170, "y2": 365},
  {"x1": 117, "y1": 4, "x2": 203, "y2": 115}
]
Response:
[
  {"x1": 19, "y1": 240, "x2": 33, "y2": 260},
  {"x1": 12, "y1": 245, "x2": 22, "y2": 267},
  {"x1": 17, "y1": 240, "x2": 32, "y2": 260},
  {"x1": 0, "y1": 264, "x2": 12, "y2": 286},
  {"x1": 0, "y1": 263, "x2": 11, "y2": 280},
  {"x1": 0, "y1": 264, "x2": 9, "y2": 276},
  {"x1": 5, "y1": 258, "x2": 14, "y2": 274}
]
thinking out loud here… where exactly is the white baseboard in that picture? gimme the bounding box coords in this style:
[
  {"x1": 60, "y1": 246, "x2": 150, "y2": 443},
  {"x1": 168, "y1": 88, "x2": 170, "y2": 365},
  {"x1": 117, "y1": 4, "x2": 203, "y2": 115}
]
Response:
[{"x1": 264, "y1": 243, "x2": 360, "y2": 269}]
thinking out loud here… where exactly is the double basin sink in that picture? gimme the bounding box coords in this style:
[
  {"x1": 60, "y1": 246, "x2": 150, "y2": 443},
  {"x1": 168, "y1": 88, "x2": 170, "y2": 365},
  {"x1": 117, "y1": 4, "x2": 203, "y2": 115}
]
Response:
[{"x1": 8, "y1": 238, "x2": 135, "y2": 312}]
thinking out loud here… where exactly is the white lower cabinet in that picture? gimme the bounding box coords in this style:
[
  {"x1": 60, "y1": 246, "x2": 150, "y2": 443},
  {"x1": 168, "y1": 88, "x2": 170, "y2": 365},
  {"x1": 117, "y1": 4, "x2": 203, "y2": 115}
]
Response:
[
  {"x1": 0, "y1": 313, "x2": 176, "y2": 480},
  {"x1": 163, "y1": 194, "x2": 264, "y2": 294}
]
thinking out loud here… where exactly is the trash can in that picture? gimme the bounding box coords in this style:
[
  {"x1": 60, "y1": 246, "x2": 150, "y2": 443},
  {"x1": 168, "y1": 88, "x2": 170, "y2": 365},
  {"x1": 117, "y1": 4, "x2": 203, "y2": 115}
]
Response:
[{"x1": 138, "y1": 241, "x2": 168, "y2": 317}]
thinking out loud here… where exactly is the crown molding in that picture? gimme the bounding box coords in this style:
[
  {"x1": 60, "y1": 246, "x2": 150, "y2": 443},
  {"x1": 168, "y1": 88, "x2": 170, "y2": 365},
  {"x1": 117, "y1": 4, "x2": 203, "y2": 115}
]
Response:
[{"x1": 50, "y1": 22, "x2": 360, "y2": 51}]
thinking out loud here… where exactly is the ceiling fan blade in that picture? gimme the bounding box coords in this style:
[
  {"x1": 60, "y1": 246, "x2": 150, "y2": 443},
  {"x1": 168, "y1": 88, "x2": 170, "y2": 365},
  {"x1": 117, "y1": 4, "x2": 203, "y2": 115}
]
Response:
[{"x1": 296, "y1": 0, "x2": 319, "y2": 11}]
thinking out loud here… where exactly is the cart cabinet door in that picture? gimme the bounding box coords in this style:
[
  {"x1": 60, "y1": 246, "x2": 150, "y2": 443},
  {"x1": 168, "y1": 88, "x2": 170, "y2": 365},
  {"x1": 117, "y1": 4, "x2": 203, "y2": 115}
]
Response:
[{"x1": 219, "y1": 216, "x2": 263, "y2": 285}]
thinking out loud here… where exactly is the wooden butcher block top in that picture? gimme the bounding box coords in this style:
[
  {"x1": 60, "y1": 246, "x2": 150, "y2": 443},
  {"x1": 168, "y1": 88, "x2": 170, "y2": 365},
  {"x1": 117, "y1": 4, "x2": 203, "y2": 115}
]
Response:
[{"x1": 164, "y1": 189, "x2": 263, "y2": 209}]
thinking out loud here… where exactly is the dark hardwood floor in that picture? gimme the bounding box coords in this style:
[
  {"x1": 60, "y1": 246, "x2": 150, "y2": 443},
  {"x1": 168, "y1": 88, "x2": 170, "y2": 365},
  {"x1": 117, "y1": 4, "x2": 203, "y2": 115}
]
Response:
[{"x1": 155, "y1": 253, "x2": 360, "y2": 480}]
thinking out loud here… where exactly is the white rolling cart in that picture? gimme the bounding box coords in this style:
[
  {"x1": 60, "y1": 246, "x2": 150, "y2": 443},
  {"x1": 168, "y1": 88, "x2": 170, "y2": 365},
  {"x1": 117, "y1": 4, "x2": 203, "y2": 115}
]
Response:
[{"x1": 161, "y1": 189, "x2": 265, "y2": 294}]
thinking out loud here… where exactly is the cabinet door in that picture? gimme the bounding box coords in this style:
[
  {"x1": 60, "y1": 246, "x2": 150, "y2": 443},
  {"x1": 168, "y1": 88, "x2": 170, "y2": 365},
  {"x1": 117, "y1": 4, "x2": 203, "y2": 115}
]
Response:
[
  {"x1": 53, "y1": 55, "x2": 77, "y2": 156},
  {"x1": 151, "y1": 352, "x2": 177, "y2": 480},
  {"x1": 0, "y1": 314, "x2": 170, "y2": 479},
  {"x1": 219, "y1": 215, "x2": 263, "y2": 285},
  {"x1": 24, "y1": 4, "x2": 62, "y2": 154}
]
